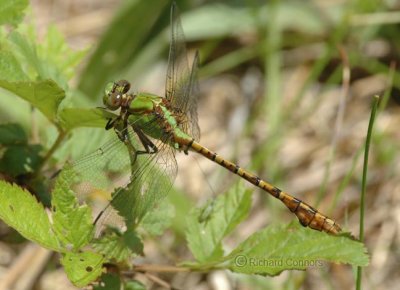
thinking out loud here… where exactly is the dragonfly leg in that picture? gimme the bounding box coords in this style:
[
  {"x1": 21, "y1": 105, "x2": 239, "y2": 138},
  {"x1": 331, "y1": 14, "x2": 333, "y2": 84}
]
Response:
[
  {"x1": 131, "y1": 124, "x2": 159, "y2": 156},
  {"x1": 105, "y1": 117, "x2": 118, "y2": 130}
]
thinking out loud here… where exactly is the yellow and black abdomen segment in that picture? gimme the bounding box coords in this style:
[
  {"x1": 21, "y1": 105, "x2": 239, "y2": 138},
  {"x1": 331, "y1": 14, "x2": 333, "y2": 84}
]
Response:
[{"x1": 188, "y1": 139, "x2": 342, "y2": 235}]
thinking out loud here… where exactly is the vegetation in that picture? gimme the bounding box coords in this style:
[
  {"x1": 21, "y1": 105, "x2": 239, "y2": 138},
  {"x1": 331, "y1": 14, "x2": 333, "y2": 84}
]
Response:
[{"x1": 1, "y1": 0, "x2": 398, "y2": 289}]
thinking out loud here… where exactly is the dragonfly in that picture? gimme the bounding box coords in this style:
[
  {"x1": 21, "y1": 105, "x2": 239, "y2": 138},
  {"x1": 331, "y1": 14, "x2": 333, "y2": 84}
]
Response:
[{"x1": 70, "y1": 3, "x2": 342, "y2": 235}]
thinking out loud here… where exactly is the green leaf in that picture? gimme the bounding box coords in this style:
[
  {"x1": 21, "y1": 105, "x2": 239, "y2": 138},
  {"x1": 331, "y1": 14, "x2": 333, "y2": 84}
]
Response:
[
  {"x1": 0, "y1": 144, "x2": 43, "y2": 176},
  {"x1": 0, "y1": 0, "x2": 28, "y2": 27},
  {"x1": 0, "y1": 181, "x2": 61, "y2": 251},
  {"x1": 7, "y1": 30, "x2": 45, "y2": 80},
  {"x1": 140, "y1": 200, "x2": 175, "y2": 236},
  {"x1": 36, "y1": 25, "x2": 87, "y2": 83},
  {"x1": 94, "y1": 273, "x2": 121, "y2": 290},
  {"x1": 0, "y1": 49, "x2": 28, "y2": 81},
  {"x1": 51, "y1": 164, "x2": 94, "y2": 250},
  {"x1": 92, "y1": 230, "x2": 144, "y2": 263},
  {"x1": 0, "y1": 79, "x2": 65, "y2": 122},
  {"x1": 61, "y1": 251, "x2": 104, "y2": 287},
  {"x1": 226, "y1": 223, "x2": 369, "y2": 276},
  {"x1": 0, "y1": 123, "x2": 27, "y2": 145},
  {"x1": 185, "y1": 182, "x2": 252, "y2": 262},
  {"x1": 7, "y1": 28, "x2": 85, "y2": 88},
  {"x1": 59, "y1": 108, "x2": 118, "y2": 130}
]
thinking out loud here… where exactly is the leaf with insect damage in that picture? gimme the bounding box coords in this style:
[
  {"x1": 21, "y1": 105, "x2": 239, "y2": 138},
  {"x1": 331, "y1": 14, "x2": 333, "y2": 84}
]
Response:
[
  {"x1": 61, "y1": 251, "x2": 104, "y2": 287},
  {"x1": 51, "y1": 164, "x2": 93, "y2": 250},
  {"x1": 0, "y1": 181, "x2": 61, "y2": 251}
]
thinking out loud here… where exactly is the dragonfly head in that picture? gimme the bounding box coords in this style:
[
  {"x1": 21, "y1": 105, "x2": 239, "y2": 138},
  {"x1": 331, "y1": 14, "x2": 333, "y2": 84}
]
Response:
[{"x1": 103, "y1": 80, "x2": 131, "y2": 110}]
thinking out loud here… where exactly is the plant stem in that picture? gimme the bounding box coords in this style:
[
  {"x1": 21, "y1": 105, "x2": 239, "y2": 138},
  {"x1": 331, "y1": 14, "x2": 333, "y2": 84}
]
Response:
[
  {"x1": 132, "y1": 264, "x2": 190, "y2": 273},
  {"x1": 356, "y1": 95, "x2": 379, "y2": 290},
  {"x1": 35, "y1": 129, "x2": 68, "y2": 177}
]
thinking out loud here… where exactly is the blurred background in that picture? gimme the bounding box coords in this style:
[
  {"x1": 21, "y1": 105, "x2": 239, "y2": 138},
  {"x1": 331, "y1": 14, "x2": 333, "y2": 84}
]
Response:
[{"x1": 1, "y1": 0, "x2": 399, "y2": 289}]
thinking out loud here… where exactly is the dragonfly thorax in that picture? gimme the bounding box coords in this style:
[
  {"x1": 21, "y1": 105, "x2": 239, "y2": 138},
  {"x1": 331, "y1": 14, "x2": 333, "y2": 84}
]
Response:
[{"x1": 103, "y1": 80, "x2": 133, "y2": 110}]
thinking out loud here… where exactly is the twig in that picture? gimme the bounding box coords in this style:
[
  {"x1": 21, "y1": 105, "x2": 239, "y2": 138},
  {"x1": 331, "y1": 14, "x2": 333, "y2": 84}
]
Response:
[
  {"x1": 145, "y1": 272, "x2": 173, "y2": 289},
  {"x1": 34, "y1": 129, "x2": 68, "y2": 177},
  {"x1": 132, "y1": 264, "x2": 190, "y2": 273}
]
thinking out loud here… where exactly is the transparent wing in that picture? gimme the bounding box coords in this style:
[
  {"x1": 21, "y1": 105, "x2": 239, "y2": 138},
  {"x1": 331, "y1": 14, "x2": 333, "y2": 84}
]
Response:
[
  {"x1": 166, "y1": 2, "x2": 200, "y2": 141},
  {"x1": 183, "y1": 51, "x2": 200, "y2": 141},
  {"x1": 61, "y1": 121, "x2": 177, "y2": 235},
  {"x1": 106, "y1": 130, "x2": 177, "y2": 229}
]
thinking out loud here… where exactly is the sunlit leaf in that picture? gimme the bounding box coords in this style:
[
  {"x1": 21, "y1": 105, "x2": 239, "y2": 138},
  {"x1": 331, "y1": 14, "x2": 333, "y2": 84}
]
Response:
[
  {"x1": 51, "y1": 164, "x2": 94, "y2": 250},
  {"x1": 0, "y1": 49, "x2": 28, "y2": 81},
  {"x1": 0, "y1": 0, "x2": 28, "y2": 27},
  {"x1": 59, "y1": 108, "x2": 117, "y2": 130},
  {"x1": 0, "y1": 181, "x2": 60, "y2": 251},
  {"x1": 0, "y1": 79, "x2": 65, "y2": 122},
  {"x1": 61, "y1": 251, "x2": 104, "y2": 287},
  {"x1": 226, "y1": 223, "x2": 369, "y2": 276}
]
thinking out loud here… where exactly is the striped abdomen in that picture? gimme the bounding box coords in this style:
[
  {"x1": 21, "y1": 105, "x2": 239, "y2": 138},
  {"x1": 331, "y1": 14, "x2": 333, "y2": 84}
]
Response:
[{"x1": 188, "y1": 139, "x2": 342, "y2": 235}]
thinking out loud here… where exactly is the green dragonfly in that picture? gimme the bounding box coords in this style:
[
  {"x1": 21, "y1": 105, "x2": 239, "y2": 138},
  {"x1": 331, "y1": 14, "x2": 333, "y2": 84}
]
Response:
[{"x1": 70, "y1": 3, "x2": 341, "y2": 235}]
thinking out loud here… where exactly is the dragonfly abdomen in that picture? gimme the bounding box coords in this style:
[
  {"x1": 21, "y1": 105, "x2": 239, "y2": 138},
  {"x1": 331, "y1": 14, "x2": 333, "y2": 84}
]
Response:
[{"x1": 188, "y1": 139, "x2": 342, "y2": 235}]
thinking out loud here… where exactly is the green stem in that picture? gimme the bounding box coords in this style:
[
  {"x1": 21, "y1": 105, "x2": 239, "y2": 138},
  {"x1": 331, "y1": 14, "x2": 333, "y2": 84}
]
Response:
[
  {"x1": 356, "y1": 95, "x2": 379, "y2": 290},
  {"x1": 35, "y1": 129, "x2": 68, "y2": 177}
]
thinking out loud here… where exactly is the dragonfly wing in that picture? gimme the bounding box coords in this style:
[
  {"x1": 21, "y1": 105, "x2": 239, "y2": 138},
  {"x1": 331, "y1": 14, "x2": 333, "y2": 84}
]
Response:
[
  {"x1": 63, "y1": 124, "x2": 177, "y2": 236},
  {"x1": 166, "y1": 2, "x2": 200, "y2": 141},
  {"x1": 184, "y1": 51, "x2": 200, "y2": 141},
  {"x1": 108, "y1": 134, "x2": 177, "y2": 229}
]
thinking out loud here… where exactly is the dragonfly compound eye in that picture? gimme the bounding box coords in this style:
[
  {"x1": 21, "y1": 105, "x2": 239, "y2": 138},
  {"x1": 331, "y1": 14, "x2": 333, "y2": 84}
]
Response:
[
  {"x1": 103, "y1": 93, "x2": 122, "y2": 110},
  {"x1": 103, "y1": 81, "x2": 125, "y2": 110},
  {"x1": 115, "y1": 80, "x2": 131, "y2": 94},
  {"x1": 104, "y1": 81, "x2": 116, "y2": 96}
]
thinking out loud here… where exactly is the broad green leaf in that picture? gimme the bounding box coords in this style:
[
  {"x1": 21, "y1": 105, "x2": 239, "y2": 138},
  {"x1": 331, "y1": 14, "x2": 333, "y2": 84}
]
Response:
[
  {"x1": 51, "y1": 164, "x2": 93, "y2": 250},
  {"x1": 0, "y1": 123, "x2": 27, "y2": 145},
  {"x1": 0, "y1": 144, "x2": 43, "y2": 176},
  {"x1": 0, "y1": 79, "x2": 65, "y2": 122},
  {"x1": 140, "y1": 200, "x2": 175, "y2": 236},
  {"x1": 226, "y1": 223, "x2": 369, "y2": 276},
  {"x1": 186, "y1": 182, "x2": 252, "y2": 262},
  {"x1": 7, "y1": 30, "x2": 45, "y2": 79},
  {"x1": 0, "y1": 0, "x2": 28, "y2": 27},
  {"x1": 92, "y1": 230, "x2": 144, "y2": 263},
  {"x1": 94, "y1": 273, "x2": 121, "y2": 290},
  {"x1": 36, "y1": 25, "x2": 87, "y2": 83},
  {"x1": 7, "y1": 28, "x2": 85, "y2": 88},
  {"x1": 0, "y1": 181, "x2": 60, "y2": 251},
  {"x1": 78, "y1": 0, "x2": 170, "y2": 99},
  {"x1": 0, "y1": 49, "x2": 28, "y2": 81},
  {"x1": 61, "y1": 251, "x2": 104, "y2": 287},
  {"x1": 59, "y1": 108, "x2": 117, "y2": 130}
]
